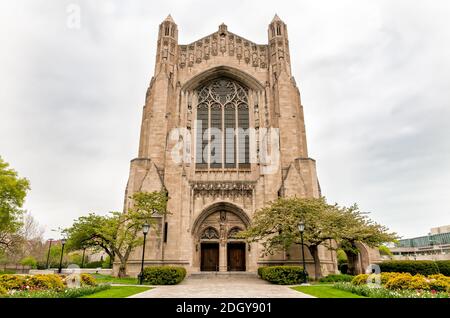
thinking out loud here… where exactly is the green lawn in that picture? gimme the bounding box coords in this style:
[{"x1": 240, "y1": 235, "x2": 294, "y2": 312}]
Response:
[
  {"x1": 92, "y1": 274, "x2": 151, "y2": 285},
  {"x1": 81, "y1": 286, "x2": 152, "y2": 298},
  {"x1": 292, "y1": 285, "x2": 366, "y2": 298}
]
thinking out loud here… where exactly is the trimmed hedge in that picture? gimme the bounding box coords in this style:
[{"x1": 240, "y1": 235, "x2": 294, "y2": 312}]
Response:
[
  {"x1": 319, "y1": 274, "x2": 354, "y2": 283},
  {"x1": 142, "y1": 266, "x2": 186, "y2": 285},
  {"x1": 379, "y1": 261, "x2": 442, "y2": 276},
  {"x1": 84, "y1": 261, "x2": 103, "y2": 269},
  {"x1": 436, "y1": 261, "x2": 450, "y2": 276},
  {"x1": 0, "y1": 270, "x2": 15, "y2": 275},
  {"x1": 258, "y1": 266, "x2": 307, "y2": 285}
]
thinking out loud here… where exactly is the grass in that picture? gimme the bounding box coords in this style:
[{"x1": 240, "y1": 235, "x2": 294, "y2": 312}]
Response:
[
  {"x1": 292, "y1": 285, "x2": 366, "y2": 298},
  {"x1": 92, "y1": 274, "x2": 151, "y2": 285},
  {"x1": 81, "y1": 286, "x2": 152, "y2": 298}
]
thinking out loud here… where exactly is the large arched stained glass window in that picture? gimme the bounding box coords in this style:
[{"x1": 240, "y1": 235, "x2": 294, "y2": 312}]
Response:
[{"x1": 195, "y1": 78, "x2": 250, "y2": 170}]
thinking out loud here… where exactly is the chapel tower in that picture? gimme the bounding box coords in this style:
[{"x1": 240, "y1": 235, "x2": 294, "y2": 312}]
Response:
[{"x1": 115, "y1": 15, "x2": 334, "y2": 276}]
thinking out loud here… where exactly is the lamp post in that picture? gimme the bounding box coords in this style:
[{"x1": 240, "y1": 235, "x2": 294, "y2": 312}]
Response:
[
  {"x1": 46, "y1": 239, "x2": 53, "y2": 269},
  {"x1": 298, "y1": 221, "x2": 308, "y2": 283},
  {"x1": 139, "y1": 223, "x2": 150, "y2": 285},
  {"x1": 81, "y1": 247, "x2": 86, "y2": 268},
  {"x1": 58, "y1": 238, "x2": 66, "y2": 274}
]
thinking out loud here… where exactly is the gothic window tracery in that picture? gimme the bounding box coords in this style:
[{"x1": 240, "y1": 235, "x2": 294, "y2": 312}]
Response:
[
  {"x1": 195, "y1": 78, "x2": 250, "y2": 170},
  {"x1": 200, "y1": 227, "x2": 220, "y2": 240},
  {"x1": 227, "y1": 227, "x2": 243, "y2": 239}
]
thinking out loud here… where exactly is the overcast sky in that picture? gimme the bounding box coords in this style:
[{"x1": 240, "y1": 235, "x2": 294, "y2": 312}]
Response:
[{"x1": 1, "y1": 0, "x2": 449, "y2": 240}]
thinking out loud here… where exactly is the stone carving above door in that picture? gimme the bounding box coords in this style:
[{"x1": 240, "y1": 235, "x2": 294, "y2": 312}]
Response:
[
  {"x1": 200, "y1": 227, "x2": 220, "y2": 240},
  {"x1": 191, "y1": 181, "x2": 255, "y2": 198}
]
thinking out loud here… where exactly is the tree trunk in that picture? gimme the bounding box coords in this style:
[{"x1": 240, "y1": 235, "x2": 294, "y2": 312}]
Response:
[
  {"x1": 309, "y1": 245, "x2": 322, "y2": 280},
  {"x1": 346, "y1": 250, "x2": 359, "y2": 275},
  {"x1": 118, "y1": 262, "x2": 127, "y2": 278},
  {"x1": 116, "y1": 254, "x2": 128, "y2": 278}
]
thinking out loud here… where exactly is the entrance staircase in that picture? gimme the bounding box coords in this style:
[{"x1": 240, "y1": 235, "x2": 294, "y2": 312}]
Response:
[{"x1": 189, "y1": 272, "x2": 258, "y2": 279}]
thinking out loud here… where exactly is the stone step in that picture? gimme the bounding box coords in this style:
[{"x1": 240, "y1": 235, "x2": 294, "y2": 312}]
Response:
[{"x1": 189, "y1": 272, "x2": 258, "y2": 279}]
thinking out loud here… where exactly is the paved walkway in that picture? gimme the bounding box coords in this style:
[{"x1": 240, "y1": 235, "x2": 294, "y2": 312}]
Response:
[{"x1": 129, "y1": 275, "x2": 313, "y2": 298}]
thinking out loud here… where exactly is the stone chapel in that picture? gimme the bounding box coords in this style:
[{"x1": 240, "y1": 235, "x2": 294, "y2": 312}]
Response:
[{"x1": 113, "y1": 15, "x2": 340, "y2": 277}]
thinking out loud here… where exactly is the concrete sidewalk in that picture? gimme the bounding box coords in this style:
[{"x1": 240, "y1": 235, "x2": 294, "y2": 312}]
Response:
[{"x1": 129, "y1": 275, "x2": 313, "y2": 298}]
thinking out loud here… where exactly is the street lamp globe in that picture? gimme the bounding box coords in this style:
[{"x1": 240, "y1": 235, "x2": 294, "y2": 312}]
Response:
[
  {"x1": 143, "y1": 223, "x2": 150, "y2": 235},
  {"x1": 61, "y1": 238, "x2": 67, "y2": 245},
  {"x1": 298, "y1": 221, "x2": 305, "y2": 233}
]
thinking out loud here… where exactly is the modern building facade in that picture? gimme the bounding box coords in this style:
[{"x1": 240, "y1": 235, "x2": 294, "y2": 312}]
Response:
[
  {"x1": 390, "y1": 225, "x2": 450, "y2": 261},
  {"x1": 113, "y1": 15, "x2": 339, "y2": 277}
]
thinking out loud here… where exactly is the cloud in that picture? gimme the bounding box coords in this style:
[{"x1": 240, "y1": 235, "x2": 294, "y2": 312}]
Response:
[{"x1": 0, "y1": 0, "x2": 449, "y2": 240}]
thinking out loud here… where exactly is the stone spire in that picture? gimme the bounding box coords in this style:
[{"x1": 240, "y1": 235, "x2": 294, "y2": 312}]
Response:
[
  {"x1": 268, "y1": 13, "x2": 291, "y2": 76},
  {"x1": 271, "y1": 14, "x2": 282, "y2": 23},
  {"x1": 164, "y1": 14, "x2": 175, "y2": 23}
]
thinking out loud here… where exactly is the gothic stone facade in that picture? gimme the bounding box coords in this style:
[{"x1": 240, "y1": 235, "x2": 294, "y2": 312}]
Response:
[{"x1": 113, "y1": 15, "x2": 338, "y2": 276}]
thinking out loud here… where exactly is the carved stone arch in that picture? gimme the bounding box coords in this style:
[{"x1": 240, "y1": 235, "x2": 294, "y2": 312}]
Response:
[
  {"x1": 339, "y1": 242, "x2": 381, "y2": 275},
  {"x1": 192, "y1": 202, "x2": 251, "y2": 236},
  {"x1": 181, "y1": 66, "x2": 265, "y2": 92}
]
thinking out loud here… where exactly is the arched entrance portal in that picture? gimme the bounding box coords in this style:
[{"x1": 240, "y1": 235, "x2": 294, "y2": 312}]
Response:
[{"x1": 193, "y1": 202, "x2": 250, "y2": 272}]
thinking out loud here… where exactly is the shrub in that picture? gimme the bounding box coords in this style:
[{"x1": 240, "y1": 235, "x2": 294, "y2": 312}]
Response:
[
  {"x1": 80, "y1": 274, "x2": 97, "y2": 287},
  {"x1": 378, "y1": 245, "x2": 392, "y2": 257},
  {"x1": 101, "y1": 256, "x2": 112, "y2": 269},
  {"x1": 380, "y1": 272, "x2": 401, "y2": 285},
  {"x1": 384, "y1": 273, "x2": 431, "y2": 291},
  {"x1": 339, "y1": 263, "x2": 348, "y2": 275},
  {"x1": 319, "y1": 274, "x2": 354, "y2": 283},
  {"x1": 383, "y1": 273, "x2": 413, "y2": 290},
  {"x1": 334, "y1": 282, "x2": 450, "y2": 298},
  {"x1": 2, "y1": 284, "x2": 110, "y2": 298},
  {"x1": 351, "y1": 274, "x2": 369, "y2": 286},
  {"x1": 259, "y1": 266, "x2": 307, "y2": 285},
  {"x1": 257, "y1": 266, "x2": 266, "y2": 278},
  {"x1": 408, "y1": 274, "x2": 430, "y2": 290},
  {"x1": 336, "y1": 249, "x2": 348, "y2": 265},
  {"x1": 20, "y1": 257, "x2": 37, "y2": 269},
  {"x1": 0, "y1": 274, "x2": 26, "y2": 290},
  {"x1": 428, "y1": 274, "x2": 450, "y2": 292},
  {"x1": 351, "y1": 272, "x2": 450, "y2": 292},
  {"x1": 379, "y1": 261, "x2": 439, "y2": 276},
  {"x1": 142, "y1": 266, "x2": 186, "y2": 285},
  {"x1": 436, "y1": 261, "x2": 450, "y2": 276},
  {"x1": 0, "y1": 285, "x2": 7, "y2": 296},
  {"x1": 85, "y1": 261, "x2": 103, "y2": 269},
  {"x1": 27, "y1": 274, "x2": 65, "y2": 291}
]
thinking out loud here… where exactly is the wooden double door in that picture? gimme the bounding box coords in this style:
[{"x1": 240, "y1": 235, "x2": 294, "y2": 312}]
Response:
[
  {"x1": 200, "y1": 242, "x2": 246, "y2": 271},
  {"x1": 227, "y1": 242, "x2": 246, "y2": 271},
  {"x1": 201, "y1": 243, "x2": 219, "y2": 271}
]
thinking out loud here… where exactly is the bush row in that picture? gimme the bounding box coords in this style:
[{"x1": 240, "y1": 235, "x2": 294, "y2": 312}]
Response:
[
  {"x1": 258, "y1": 266, "x2": 307, "y2": 285},
  {"x1": 351, "y1": 272, "x2": 450, "y2": 292},
  {"x1": 0, "y1": 273, "x2": 97, "y2": 292},
  {"x1": 1, "y1": 284, "x2": 110, "y2": 298},
  {"x1": 379, "y1": 261, "x2": 450, "y2": 276},
  {"x1": 142, "y1": 266, "x2": 186, "y2": 285},
  {"x1": 334, "y1": 282, "x2": 449, "y2": 298}
]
